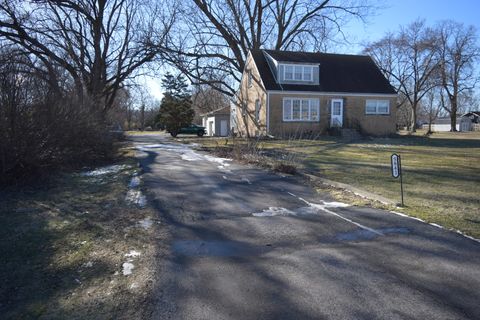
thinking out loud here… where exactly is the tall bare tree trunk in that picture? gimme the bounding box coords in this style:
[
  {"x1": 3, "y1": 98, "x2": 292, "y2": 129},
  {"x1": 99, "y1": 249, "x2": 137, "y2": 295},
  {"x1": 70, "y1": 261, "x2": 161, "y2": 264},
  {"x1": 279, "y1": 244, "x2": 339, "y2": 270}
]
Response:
[
  {"x1": 140, "y1": 104, "x2": 145, "y2": 131},
  {"x1": 450, "y1": 101, "x2": 458, "y2": 131}
]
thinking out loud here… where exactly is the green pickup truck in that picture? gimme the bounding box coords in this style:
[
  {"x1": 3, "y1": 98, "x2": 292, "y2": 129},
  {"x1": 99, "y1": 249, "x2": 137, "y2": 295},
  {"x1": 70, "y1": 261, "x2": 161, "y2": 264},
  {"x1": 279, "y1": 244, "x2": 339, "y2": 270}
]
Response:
[{"x1": 169, "y1": 124, "x2": 206, "y2": 137}]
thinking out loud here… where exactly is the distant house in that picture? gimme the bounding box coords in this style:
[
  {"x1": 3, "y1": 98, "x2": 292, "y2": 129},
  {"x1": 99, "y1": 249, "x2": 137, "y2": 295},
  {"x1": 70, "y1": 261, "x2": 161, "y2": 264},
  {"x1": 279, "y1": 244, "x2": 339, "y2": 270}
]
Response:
[
  {"x1": 233, "y1": 49, "x2": 397, "y2": 137},
  {"x1": 422, "y1": 117, "x2": 460, "y2": 132},
  {"x1": 460, "y1": 111, "x2": 480, "y2": 132},
  {"x1": 201, "y1": 106, "x2": 230, "y2": 136}
]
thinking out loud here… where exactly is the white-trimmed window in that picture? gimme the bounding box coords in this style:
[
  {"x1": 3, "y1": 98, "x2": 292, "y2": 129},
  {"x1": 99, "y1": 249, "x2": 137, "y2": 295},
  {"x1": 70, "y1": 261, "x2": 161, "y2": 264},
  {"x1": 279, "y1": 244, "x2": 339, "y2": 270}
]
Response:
[
  {"x1": 283, "y1": 98, "x2": 320, "y2": 121},
  {"x1": 285, "y1": 65, "x2": 294, "y2": 80},
  {"x1": 366, "y1": 100, "x2": 390, "y2": 115},
  {"x1": 283, "y1": 64, "x2": 314, "y2": 82}
]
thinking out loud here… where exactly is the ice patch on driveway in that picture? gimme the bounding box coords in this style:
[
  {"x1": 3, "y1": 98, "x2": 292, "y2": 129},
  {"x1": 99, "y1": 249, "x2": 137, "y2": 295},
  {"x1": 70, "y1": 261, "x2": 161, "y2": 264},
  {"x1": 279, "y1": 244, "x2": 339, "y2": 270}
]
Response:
[
  {"x1": 181, "y1": 151, "x2": 205, "y2": 161},
  {"x1": 322, "y1": 201, "x2": 350, "y2": 208},
  {"x1": 241, "y1": 177, "x2": 252, "y2": 184},
  {"x1": 253, "y1": 207, "x2": 296, "y2": 217},
  {"x1": 253, "y1": 200, "x2": 351, "y2": 218},
  {"x1": 285, "y1": 192, "x2": 382, "y2": 235},
  {"x1": 136, "y1": 142, "x2": 232, "y2": 172}
]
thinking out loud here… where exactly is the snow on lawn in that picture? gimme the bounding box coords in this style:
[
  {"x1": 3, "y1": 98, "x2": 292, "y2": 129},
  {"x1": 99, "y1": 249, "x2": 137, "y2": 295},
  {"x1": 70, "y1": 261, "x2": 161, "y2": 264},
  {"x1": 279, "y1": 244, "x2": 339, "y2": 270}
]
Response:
[
  {"x1": 125, "y1": 189, "x2": 147, "y2": 208},
  {"x1": 138, "y1": 217, "x2": 153, "y2": 230},
  {"x1": 122, "y1": 262, "x2": 134, "y2": 276},
  {"x1": 125, "y1": 250, "x2": 141, "y2": 258},
  {"x1": 129, "y1": 176, "x2": 141, "y2": 188},
  {"x1": 80, "y1": 164, "x2": 130, "y2": 176},
  {"x1": 126, "y1": 173, "x2": 146, "y2": 208}
]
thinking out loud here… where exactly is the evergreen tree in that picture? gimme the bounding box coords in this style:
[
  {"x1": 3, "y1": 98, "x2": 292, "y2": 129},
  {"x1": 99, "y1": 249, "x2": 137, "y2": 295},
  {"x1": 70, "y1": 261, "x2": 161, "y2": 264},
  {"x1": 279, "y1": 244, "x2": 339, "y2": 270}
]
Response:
[
  {"x1": 156, "y1": 72, "x2": 194, "y2": 136},
  {"x1": 161, "y1": 72, "x2": 190, "y2": 99}
]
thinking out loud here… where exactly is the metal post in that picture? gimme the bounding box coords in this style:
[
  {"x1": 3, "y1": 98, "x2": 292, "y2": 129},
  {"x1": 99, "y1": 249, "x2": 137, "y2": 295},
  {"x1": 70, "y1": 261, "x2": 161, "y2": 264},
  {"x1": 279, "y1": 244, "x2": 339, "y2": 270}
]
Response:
[{"x1": 399, "y1": 155, "x2": 404, "y2": 207}]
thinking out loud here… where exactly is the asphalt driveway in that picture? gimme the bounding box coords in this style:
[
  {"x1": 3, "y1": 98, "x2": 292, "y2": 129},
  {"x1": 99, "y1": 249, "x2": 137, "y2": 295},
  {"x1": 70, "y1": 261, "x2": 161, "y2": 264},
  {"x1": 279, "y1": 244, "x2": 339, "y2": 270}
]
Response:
[{"x1": 130, "y1": 133, "x2": 480, "y2": 320}]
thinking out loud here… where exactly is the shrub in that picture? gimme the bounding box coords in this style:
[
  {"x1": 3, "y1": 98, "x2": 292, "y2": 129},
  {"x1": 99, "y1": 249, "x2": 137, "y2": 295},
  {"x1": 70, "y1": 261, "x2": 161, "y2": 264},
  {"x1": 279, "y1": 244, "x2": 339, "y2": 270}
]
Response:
[{"x1": 0, "y1": 51, "x2": 117, "y2": 185}]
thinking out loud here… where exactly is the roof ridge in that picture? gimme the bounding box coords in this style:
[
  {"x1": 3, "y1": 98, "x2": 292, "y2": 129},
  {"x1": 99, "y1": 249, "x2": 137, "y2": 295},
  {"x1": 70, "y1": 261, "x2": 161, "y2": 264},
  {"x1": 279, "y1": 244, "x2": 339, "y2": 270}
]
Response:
[{"x1": 262, "y1": 49, "x2": 370, "y2": 58}]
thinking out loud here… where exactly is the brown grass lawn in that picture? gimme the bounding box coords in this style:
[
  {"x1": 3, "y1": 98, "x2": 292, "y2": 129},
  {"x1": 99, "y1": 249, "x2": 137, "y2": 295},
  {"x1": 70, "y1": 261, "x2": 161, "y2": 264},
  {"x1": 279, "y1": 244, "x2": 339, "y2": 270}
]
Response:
[
  {"x1": 0, "y1": 146, "x2": 166, "y2": 319},
  {"x1": 183, "y1": 131, "x2": 480, "y2": 239}
]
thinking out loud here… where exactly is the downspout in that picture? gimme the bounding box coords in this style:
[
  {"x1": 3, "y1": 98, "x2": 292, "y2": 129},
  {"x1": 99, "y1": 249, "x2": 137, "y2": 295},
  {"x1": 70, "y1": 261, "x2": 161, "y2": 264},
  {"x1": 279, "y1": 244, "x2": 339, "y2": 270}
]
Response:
[
  {"x1": 266, "y1": 92, "x2": 270, "y2": 135},
  {"x1": 261, "y1": 50, "x2": 283, "y2": 137}
]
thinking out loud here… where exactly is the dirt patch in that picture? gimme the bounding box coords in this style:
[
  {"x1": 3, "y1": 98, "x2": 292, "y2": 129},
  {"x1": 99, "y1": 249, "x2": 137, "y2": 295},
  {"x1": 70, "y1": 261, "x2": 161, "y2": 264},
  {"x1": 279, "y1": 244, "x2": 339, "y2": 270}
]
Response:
[{"x1": 0, "y1": 148, "x2": 169, "y2": 319}]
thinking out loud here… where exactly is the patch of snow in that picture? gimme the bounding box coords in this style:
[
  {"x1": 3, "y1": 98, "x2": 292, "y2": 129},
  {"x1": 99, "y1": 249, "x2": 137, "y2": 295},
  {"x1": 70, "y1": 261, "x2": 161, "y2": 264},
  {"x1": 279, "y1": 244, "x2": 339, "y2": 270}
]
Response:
[
  {"x1": 253, "y1": 207, "x2": 296, "y2": 217},
  {"x1": 372, "y1": 144, "x2": 393, "y2": 148},
  {"x1": 138, "y1": 143, "x2": 233, "y2": 173},
  {"x1": 429, "y1": 223, "x2": 444, "y2": 229},
  {"x1": 241, "y1": 177, "x2": 252, "y2": 184},
  {"x1": 455, "y1": 230, "x2": 480, "y2": 244},
  {"x1": 283, "y1": 192, "x2": 382, "y2": 235},
  {"x1": 122, "y1": 262, "x2": 134, "y2": 275},
  {"x1": 322, "y1": 201, "x2": 350, "y2": 208},
  {"x1": 130, "y1": 282, "x2": 139, "y2": 289},
  {"x1": 125, "y1": 250, "x2": 141, "y2": 258},
  {"x1": 222, "y1": 175, "x2": 228, "y2": 180},
  {"x1": 390, "y1": 210, "x2": 480, "y2": 244},
  {"x1": 204, "y1": 154, "x2": 231, "y2": 166},
  {"x1": 138, "y1": 217, "x2": 153, "y2": 229},
  {"x1": 80, "y1": 164, "x2": 129, "y2": 176},
  {"x1": 181, "y1": 151, "x2": 205, "y2": 161},
  {"x1": 129, "y1": 176, "x2": 141, "y2": 188},
  {"x1": 125, "y1": 189, "x2": 147, "y2": 208},
  {"x1": 82, "y1": 261, "x2": 93, "y2": 268}
]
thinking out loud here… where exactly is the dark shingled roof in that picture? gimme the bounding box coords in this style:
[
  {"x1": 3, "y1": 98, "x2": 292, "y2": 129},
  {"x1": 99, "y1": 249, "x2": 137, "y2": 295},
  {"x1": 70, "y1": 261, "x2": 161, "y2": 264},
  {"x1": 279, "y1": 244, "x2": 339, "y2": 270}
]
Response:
[{"x1": 251, "y1": 49, "x2": 396, "y2": 94}]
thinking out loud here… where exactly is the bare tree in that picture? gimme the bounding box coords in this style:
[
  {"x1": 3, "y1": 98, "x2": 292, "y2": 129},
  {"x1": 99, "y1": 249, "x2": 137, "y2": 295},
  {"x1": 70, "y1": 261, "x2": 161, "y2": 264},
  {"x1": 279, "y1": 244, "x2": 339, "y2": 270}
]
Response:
[
  {"x1": 160, "y1": 0, "x2": 374, "y2": 97},
  {"x1": 191, "y1": 84, "x2": 230, "y2": 123},
  {"x1": 364, "y1": 20, "x2": 439, "y2": 132},
  {"x1": 435, "y1": 20, "x2": 479, "y2": 131},
  {"x1": 0, "y1": 0, "x2": 174, "y2": 117},
  {"x1": 421, "y1": 87, "x2": 443, "y2": 134}
]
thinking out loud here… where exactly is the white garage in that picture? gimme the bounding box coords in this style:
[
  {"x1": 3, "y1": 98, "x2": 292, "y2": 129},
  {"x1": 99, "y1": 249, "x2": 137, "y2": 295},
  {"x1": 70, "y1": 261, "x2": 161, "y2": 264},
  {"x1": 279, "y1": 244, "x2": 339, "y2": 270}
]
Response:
[
  {"x1": 201, "y1": 107, "x2": 231, "y2": 137},
  {"x1": 422, "y1": 117, "x2": 460, "y2": 132}
]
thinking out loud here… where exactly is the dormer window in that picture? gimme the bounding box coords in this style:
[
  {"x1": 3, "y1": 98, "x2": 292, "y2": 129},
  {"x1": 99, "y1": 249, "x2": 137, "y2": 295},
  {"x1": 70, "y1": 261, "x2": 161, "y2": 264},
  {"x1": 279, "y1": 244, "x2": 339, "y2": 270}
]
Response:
[{"x1": 283, "y1": 64, "x2": 313, "y2": 82}]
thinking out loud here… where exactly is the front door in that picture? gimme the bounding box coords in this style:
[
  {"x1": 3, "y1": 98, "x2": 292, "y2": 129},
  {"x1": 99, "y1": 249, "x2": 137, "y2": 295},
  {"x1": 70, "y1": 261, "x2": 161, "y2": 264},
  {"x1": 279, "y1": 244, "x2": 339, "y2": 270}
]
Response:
[
  {"x1": 331, "y1": 99, "x2": 343, "y2": 127},
  {"x1": 208, "y1": 121, "x2": 214, "y2": 136}
]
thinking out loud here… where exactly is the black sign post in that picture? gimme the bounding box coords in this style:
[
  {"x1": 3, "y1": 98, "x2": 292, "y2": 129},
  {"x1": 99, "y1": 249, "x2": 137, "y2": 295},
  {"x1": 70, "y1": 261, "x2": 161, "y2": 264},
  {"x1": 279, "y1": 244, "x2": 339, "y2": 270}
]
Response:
[{"x1": 391, "y1": 153, "x2": 404, "y2": 207}]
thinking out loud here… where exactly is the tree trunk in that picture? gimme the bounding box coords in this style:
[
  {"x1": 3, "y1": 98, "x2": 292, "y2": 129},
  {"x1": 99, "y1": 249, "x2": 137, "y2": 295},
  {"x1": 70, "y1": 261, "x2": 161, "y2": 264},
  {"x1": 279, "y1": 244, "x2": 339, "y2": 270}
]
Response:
[
  {"x1": 450, "y1": 105, "x2": 458, "y2": 132},
  {"x1": 411, "y1": 104, "x2": 417, "y2": 132},
  {"x1": 140, "y1": 104, "x2": 145, "y2": 131}
]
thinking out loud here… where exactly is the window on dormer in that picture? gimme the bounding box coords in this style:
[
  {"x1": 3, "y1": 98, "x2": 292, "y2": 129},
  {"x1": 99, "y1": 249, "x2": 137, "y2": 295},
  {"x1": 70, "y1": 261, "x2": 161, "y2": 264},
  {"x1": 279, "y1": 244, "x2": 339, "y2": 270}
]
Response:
[
  {"x1": 283, "y1": 64, "x2": 313, "y2": 82},
  {"x1": 303, "y1": 66, "x2": 312, "y2": 81},
  {"x1": 294, "y1": 66, "x2": 303, "y2": 80},
  {"x1": 285, "y1": 65, "x2": 294, "y2": 80}
]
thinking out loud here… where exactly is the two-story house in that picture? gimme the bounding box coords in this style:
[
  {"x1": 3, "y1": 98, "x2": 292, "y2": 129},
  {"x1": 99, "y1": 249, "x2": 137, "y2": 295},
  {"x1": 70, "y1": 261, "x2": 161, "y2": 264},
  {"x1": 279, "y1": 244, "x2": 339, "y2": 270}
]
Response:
[{"x1": 233, "y1": 49, "x2": 397, "y2": 137}]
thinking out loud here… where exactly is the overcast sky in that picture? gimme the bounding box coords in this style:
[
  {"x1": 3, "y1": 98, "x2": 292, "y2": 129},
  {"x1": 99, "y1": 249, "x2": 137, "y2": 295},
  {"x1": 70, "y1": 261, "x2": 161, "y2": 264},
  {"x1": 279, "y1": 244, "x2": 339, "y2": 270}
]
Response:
[{"x1": 145, "y1": 0, "x2": 480, "y2": 100}]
